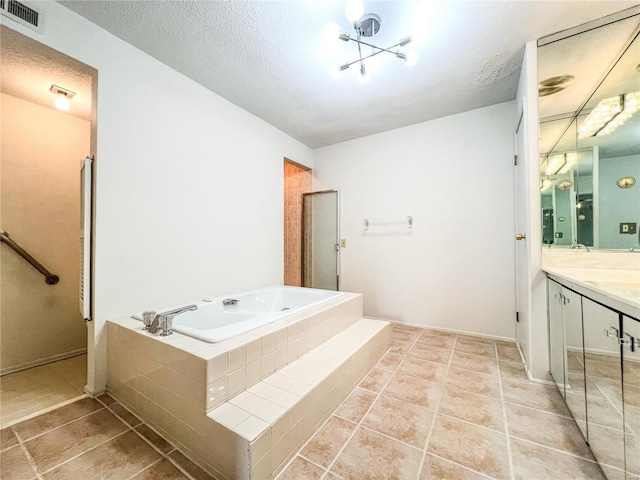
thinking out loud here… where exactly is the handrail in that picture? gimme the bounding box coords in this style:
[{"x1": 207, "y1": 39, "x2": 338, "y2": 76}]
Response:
[{"x1": 0, "y1": 230, "x2": 59, "y2": 284}]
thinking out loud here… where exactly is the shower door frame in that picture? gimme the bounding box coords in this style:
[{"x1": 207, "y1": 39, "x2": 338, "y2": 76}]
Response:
[{"x1": 301, "y1": 190, "x2": 340, "y2": 291}]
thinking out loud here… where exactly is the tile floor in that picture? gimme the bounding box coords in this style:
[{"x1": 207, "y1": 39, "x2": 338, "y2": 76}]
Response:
[
  {"x1": 276, "y1": 324, "x2": 606, "y2": 480},
  {"x1": 0, "y1": 393, "x2": 213, "y2": 480},
  {"x1": 0, "y1": 326, "x2": 610, "y2": 480},
  {"x1": 1, "y1": 355, "x2": 88, "y2": 426}
]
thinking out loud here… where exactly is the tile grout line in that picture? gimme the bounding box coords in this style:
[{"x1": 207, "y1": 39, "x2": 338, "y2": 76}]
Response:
[
  {"x1": 320, "y1": 327, "x2": 423, "y2": 479},
  {"x1": 509, "y1": 434, "x2": 603, "y2": 464},
  {"x1": 275, "y1": 340, "x2": 400, "y2": 480},
  {"x1": 415, "y1": 330, "x2": 456, "y2": 480},
  {"x1": 121, "y1": 457, "x2": 166, "y2": 480},
  {"x1": 319, "y1": 348, "x2": 396, "y2": 479},
  {"x1": 502, "y1": 398, "x2": 574, "y2": 420},
  {"x1": 15, "y1": 405, "x2": 107, "y2": 443},
  {"x1": 427, "y1": 452, "x2": 497, "y2": 480},
  {"x1": 96, "y1": 395, "x2": 208, "y2": 480},
  {"x1": 11, "y1": 425, "x2": 45, "y2": 480},
  {"x1": 495, "y1": 343, "x2": 516, "y2": 480},
  {"x1": 275, "y1": 328, "x2": 521, "y2": 480},
  {"x1": 1, "y1": 393, "x2": 90, "y2": 429},
  {"x1": 37, "y1": 428, "x2": 131, "y2": 476}
]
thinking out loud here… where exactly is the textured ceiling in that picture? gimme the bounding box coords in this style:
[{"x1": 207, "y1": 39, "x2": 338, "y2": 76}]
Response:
[
  {"x1": 51, "y1": 1, "x2": 640, "y2": 147},
  {"x1": 0, "y1": 26, "x2": 94, "y2": 121}
]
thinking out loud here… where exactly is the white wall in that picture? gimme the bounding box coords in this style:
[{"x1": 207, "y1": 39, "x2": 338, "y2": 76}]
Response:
[
  {"x1": 1, "y1": 94, "x2": 89, "y2": 373},
  {"x1": 313, "y1": 101, "x2": 517, "y2": 339},
  {"x1": 599, "y1": 154, "x2": 640, "y2": 249},
  {"x1": 3, "y1": 2, "x2": 313, "y2": 394}
]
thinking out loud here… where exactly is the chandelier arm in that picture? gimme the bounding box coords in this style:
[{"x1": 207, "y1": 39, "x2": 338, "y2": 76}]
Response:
[
  {"x1": 348, "y1": 37, "x2": 405, "y2": 55},
  {"x1": 356, "y1": 26, "x2": 365, "y2": 71},
  {"x1": 341, "y1": 47, "x2": 399, "y2": 69}
]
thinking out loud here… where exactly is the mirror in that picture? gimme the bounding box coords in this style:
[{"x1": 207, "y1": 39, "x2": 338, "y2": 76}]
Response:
[{"x1": 538, "y1": 10, "x2": 640, "y2": 250}]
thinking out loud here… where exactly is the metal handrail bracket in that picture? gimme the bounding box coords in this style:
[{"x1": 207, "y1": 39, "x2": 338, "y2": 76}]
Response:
[{"x1": 0, "y1": 230, "x2": 59, "y2": 284}]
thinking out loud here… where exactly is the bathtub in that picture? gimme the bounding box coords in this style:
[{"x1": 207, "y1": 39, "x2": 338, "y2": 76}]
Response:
[{"x1": 133, "y1": 286, "x2": 343, "y2": 343}]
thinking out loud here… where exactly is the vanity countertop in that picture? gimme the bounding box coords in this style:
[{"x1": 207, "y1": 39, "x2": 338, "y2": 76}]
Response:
[{"x1": 542, "y1": 266, "x2": 640, "y2": 319}]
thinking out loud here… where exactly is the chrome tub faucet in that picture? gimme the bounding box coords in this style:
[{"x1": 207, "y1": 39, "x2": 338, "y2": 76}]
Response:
[{"x1": 146, "y1": 304, "x2": 198, "y2": 336}]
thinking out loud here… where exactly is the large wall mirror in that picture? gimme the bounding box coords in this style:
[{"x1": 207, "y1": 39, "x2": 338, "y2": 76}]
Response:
[{"x1": 538, "y1": 8, "x2": 640, "y2": 251}]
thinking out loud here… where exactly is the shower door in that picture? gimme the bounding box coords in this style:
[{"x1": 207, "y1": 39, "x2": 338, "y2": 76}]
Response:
[{"x1": 302, "y1": 190, "x2": 339, "y2": 291}]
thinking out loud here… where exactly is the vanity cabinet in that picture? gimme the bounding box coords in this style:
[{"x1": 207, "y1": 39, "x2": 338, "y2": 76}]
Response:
[
  {"x1": 622, "y1": 315, "x2": 640, "y2": 476},
  {"x1": 547, "y1": 277, "x2": 640, "y2": 479},
  {"x1": 581, "y1": 297, "x2": 625, "y2": 474},
  {"x1": 548, "y1": 282, "x2": 587, "y2": 438}
]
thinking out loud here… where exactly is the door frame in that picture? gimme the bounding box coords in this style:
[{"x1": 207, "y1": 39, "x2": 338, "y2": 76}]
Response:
[
  {"x1": 301, "y1": 190, "x2": 340, "y2": 291},
  {"x1": 514, "y1": 100, "x2": 530, "y2": 364}
]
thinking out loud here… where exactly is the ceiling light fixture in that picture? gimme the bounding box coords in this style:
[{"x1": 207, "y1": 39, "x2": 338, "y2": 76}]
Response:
[
  {"x1": 544, "y1": 152, "x2": 578, "y2": 176},
  {"x1": 578, "y1": 92, "x2": 640, "y2": 138},
  {"x1": 538, "y1": 75, "x2": 574, "y2": 97},
  {"x1": 326, "y1": 0, "x2": 419, "y2": 81},
  {"x1": 49, "y1": 85, "x2": 75, "y2": 111},
  {"x1": 540, "y1": 179, "x2": 552, "y2": 192}
]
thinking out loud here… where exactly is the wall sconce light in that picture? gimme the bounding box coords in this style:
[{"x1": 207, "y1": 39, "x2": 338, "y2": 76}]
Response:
[
  {"x1": 617, "y1": 176, "x2": 636, "y2": 189},
  {"x1": 49, "y1": 85, "x2": 75, "y2": 111},
  {"x1": 557, "y1": 179, "x2": 573, "y2": 191}
]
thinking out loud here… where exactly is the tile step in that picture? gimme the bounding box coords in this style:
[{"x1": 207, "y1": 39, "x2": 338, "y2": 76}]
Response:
[{"x1": 205, "y1": 317, "x2": 391, "y2": 479}]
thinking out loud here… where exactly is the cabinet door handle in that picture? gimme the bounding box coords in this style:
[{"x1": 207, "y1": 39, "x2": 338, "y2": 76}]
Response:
[
  {"x1": 622, "y1": 333, "x2": 636, "y2": 352},
  {"x1": 604, "y1": 327, "x2": 619, "y2": 339}
]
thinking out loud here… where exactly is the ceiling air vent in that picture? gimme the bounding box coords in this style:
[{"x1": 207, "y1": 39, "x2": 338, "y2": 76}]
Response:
[{"x1": 0, "y1": 0, "x2": 43, "y2": 32}]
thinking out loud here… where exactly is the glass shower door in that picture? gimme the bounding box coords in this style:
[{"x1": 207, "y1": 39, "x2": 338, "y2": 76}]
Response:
[{"x1": 302, "y1": 191, "x2": 339, "y2": 291}]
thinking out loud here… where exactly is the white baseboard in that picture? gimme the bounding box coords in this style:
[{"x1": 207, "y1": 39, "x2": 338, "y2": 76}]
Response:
[{"x1": 0, "y1": 348, "x2": 87, "y2": 377}]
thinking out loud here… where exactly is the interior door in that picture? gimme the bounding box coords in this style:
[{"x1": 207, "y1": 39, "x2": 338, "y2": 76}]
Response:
[
  {"x1": 302, "y1": 191, "x2": 339, "y2": 291},
  {"x1": 515, "y1": 105, "x2": 530, "y2": 363}
]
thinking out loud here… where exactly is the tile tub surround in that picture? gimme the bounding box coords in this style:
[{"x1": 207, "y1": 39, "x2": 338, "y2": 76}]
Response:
[
  {"x1": 0, "y1": 394, "x2": 211, "y2": 480},
  {"x1": 108, "y1": 292, "x2": 362, "y2": 411},
  {"x1": 106, "y1": 290, "x2": 389, "y2": 479},
  {"x1": 109, "y1": 318, "x2": 389, "y2": 479},
  {"x1": 276, "y1": 324, "x2": 607, "y2": 480}
]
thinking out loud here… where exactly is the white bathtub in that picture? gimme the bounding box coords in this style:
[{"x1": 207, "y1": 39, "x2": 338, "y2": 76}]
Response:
[{"x1": 134, "y1": 286, "x2": 343, "y2": 343}]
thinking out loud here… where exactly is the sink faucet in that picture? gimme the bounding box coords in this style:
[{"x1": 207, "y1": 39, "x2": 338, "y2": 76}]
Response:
[
  {"x1": 148, "y1": 304, "x2": 198, "y2": 336},
  {"x1": 631, "y1": 244, "x2": 640, "y2": 252},
  {"x1": 570, "y1": 243, "x2": 591, "y2": 252}
]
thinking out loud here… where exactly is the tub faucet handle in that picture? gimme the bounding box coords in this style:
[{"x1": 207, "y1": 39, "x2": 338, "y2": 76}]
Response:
[
  {"x1": 142, "y1": 311, "x2": 156, "y2": 330},
  {"x1": 159, "y1": 315, "x2": 174, "y2": 337}
]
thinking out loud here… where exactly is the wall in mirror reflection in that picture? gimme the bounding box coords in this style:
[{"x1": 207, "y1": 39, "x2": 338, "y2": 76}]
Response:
[{"x1": 538, "y1": 9, "x2": 640, "y2": 251}]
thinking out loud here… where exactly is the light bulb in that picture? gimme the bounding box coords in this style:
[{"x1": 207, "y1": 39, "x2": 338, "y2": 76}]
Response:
[
  {"x1": 329, "y1": 64, "x2": 342, "y2": 79},
  {"x1": 345, "y1": 0, "x2": 363, "y2": 22},
  {"x1": 405, "y1": 50, "x2": 419, "y2": 67},
  {"x1": 55, "y1": 93, "x2": 70, "y2": 111},
  {"x1": 357, "y1": 63, "x2": 371, "y2": 83},
  {"x1": 324, "y1": 22, "x2": 341, "y2": 42}
]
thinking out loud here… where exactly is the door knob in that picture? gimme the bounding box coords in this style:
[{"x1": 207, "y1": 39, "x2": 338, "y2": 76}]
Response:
[{"x1": 516, "y1": 233, "x2": 526, "y2": 241}]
